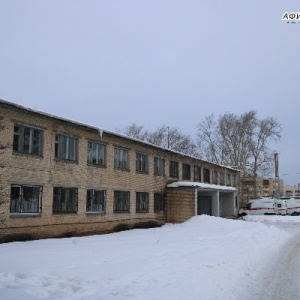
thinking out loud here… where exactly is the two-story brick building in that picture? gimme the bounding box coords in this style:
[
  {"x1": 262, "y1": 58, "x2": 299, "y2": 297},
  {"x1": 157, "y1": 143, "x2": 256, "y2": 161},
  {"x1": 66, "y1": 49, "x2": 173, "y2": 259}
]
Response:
[{"x1": 0, "y1": 99, "x2": 239, "y2": 242}]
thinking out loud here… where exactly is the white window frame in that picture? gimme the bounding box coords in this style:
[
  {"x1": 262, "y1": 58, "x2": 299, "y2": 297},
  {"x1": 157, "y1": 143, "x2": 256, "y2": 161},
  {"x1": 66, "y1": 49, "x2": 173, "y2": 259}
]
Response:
[
  {"x1": 13, "y1": 124, "x2": 42, "y2": 156},
  {"x1": 154, "y1": 157, "x2": 165, "y2": 176},
  {"x1": 87, "y1": 141, "x2": 106, "y2": 166},
  {"x1": 55, "y1": 134, "x2": 77, "y2": 161},
  {"x1": 136, "y1": 192, "x2": 149, "y2": 212},
  {"x1": 86, "y1": 189, "x2": 106, "y2": 213},
  {"x1": 114, "y1": 147, "x2": 129, "y2": 170},
  {"x1": 10, "y1": 184, "x2": 42, "y2": 214},
  {"x1": 136, "y1": 152, "x2": 148, "y2": 173}
]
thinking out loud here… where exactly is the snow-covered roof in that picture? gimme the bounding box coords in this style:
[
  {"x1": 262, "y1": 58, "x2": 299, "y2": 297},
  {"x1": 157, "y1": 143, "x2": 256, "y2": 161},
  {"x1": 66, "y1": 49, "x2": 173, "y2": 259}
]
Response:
[
  {"x1": 167, "y1": 181, "x2": 236, "y2": 191},
  {"x1": 0, "y1": 98, "x2": 239, "y2": 172}
]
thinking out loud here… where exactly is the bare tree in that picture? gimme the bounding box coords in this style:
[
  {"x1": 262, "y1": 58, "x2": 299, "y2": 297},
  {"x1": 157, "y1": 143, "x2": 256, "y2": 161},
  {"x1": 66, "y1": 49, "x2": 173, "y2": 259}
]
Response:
[
  {"x1": 197, "y1": 114, "x2": 222, "y2": 163},
  {"x1": 197, "y1": 111, "x2": 256, "y2": 169},
  {"x1": 121, "y1": 123, "x2": 199, "y2": 157},
  {"x1": 197, "y1": 111, "x2": 281, "y2": 201},
  {"x1": 248, "y1": 117, "x2": 281, "y2": 197},
  {"x1": 122, "y1": 122, "x2": 149, "y2": 141}
]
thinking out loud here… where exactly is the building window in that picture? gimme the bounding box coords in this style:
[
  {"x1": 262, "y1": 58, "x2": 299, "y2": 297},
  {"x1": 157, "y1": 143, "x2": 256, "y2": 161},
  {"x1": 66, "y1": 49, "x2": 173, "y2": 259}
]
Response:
[
  {"x1": 226, "y1": 174, "x2": 231, "y2": 186},
  {"x1": 53, "y1": 187, "x2": 78, "y2": 213},
  {"x1": 13, "y1": 124, "x2": 42, "y2": 156},
  {"x1": 169, "y1": 160, "x2": 179, "y2": 178},
  {"x1": 114, "y1": 191, "x2": 130, "y2": 212},
  {"x1": 203, "y1": 168, "x2": 210, "y2": 183},
  {"x1": 154, "y1": 157, "x2": 165, "y2": 176},
  {"x1": 136, "y1": 152, "x2": 148, "y2": 173},
  {"x1": 55, "y1": 134, "x2": 77, "y2": 161},
  {"x1": 114, "y1": 147, "x2": 129, "y2": 170},
  {"x1": 10, "y1": 185, "x2": 42, "y2": 213},
  {"x1": 182, "y1": 164, "x2": 191, "y2": 180},
  {"x1": 86, "y1": 189, "x2": 105, "y2": 212},
  {"x1": 154, "y1": 193, "x2": 165, "y2": 211},
  {"x1": 136, "y1": 192, "x2": 149, "y2": 212},
  {"x1": 212, "y1": 170, "x2": 217, "y2": 184},
  {"x1": 194, "y1": 166, "x2": 201, "y2": 181},
  {"x1": 233, "y1": 175, "x2": 237, "y2": 186},
  {"x1": 220, "y1": 172, "x2": 225, "y2": 185},
  {"x1": 87, "y1": 141, "x2": 106, "y2": 166}
]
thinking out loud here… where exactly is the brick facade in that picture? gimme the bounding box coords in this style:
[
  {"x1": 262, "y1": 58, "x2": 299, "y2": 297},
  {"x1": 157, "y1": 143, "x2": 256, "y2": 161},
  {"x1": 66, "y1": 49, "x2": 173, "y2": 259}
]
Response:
[
  {"x1": 0, "y1": 100, "x2": 239, "y2": 242},
  {"x1": 166, "y1": 187, "x2": 197, "y2": 223}
]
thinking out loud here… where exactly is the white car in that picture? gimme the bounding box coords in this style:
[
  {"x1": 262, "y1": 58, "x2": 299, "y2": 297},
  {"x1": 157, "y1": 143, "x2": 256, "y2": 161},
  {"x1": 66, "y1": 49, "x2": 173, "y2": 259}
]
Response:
[{"x1": 239, "y1": 198, "x2": 275, "y2": 216}]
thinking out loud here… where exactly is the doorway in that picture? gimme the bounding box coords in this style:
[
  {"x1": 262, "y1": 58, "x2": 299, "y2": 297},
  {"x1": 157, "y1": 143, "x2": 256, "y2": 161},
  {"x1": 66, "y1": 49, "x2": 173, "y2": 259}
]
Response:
[{"x1": 197, "y1": 196, "x2": 212, "y2": 215}]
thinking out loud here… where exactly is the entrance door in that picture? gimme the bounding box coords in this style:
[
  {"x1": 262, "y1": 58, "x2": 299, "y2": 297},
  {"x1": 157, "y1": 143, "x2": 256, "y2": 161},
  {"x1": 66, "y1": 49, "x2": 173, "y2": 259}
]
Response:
[{"x1": 197, "y1": 196, "x2": 212, "y2": 215}]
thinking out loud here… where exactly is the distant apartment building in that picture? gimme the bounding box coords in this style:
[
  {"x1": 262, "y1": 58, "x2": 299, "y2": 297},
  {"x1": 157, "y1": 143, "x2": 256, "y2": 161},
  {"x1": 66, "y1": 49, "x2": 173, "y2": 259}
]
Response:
[
  {"x1": 241, "y1": 176, "x2": 284, "y2": 202},
  {"x1": 284, "y1": 185, "x2": 300, "y2": 197},
  {"x1": 0, "y1": 99, "x2": 239, "y2": 242}
]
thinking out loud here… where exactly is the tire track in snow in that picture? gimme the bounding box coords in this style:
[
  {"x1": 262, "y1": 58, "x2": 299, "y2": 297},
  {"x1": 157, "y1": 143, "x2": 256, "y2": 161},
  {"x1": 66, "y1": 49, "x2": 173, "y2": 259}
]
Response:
[{"x1": 251, "y1": 224, "x2": 300, "y2": 300}]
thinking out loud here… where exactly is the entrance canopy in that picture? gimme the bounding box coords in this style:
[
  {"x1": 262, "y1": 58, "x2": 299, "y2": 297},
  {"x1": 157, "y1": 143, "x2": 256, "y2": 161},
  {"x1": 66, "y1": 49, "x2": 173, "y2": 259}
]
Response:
[
  {"x1": 167, "y1": 181, "x2": 237, "y2": 218},
  {"x1": 167, "y1": 181, "x2": 236, "y2": 192}
]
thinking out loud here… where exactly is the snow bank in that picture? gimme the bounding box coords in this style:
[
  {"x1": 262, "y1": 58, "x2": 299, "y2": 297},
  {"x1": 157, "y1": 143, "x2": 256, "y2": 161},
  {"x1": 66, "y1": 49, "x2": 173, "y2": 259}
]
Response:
[
  {"x1": 244, "y1": 215, "x2": 300, "y2": 223},
  {"x1": 0, "y1": 215, "x2": 291, "y2": 300}
]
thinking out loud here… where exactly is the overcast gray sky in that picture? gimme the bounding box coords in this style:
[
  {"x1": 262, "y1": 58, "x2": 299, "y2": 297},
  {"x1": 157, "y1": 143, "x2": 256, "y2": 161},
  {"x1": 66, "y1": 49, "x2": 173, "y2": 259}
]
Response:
[{"x1": 1, "y1": 1, "x2": 300, "y2": 185}]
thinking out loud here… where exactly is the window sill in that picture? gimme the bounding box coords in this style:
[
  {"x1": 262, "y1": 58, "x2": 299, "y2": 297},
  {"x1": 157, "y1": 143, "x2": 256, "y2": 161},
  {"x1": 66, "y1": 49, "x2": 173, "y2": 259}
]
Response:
[
  {"x1": 12, "y1": 152, "x2": 43, "y2": 159},
  {"x1": 54, "y1": 159, "x2": 78, "y2": 164},
  {"x1": 87, "y1": 163, "x2": 106, "y2": 168},
  {"x1": 53, "y1": 212, "x2": 78, "y2": 214},
  {"x1": 136, "y1": 211, "x2": 149, "y2": 213},
  {"x1": 10, "y1": 213, "x2": 41, "y2": 218},
  {"x1": 86, "y1": 211, "x2": 106, "y2": 215},
  {"x1": 136, "y1": 171, "x2": 149, "y2": 175},
  {"x1": 113, "y1": 211, "x2": 130, "y2": 213},
  {"x1": 114, "y1": 168, "x2": 130, "y2": 172}
]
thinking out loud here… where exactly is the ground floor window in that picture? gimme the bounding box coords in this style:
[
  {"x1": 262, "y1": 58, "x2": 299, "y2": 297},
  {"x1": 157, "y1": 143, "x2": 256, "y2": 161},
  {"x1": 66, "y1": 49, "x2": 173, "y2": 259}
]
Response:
[
  {"x1": 154, "y1": 193, "x2": 165, "y2": 211},
  {"x1": 53, "y1": 187, "x2": 78, "y2": 213},
  {"x1": 86, "y1": 189, "x2": 105, "y2": 212},
  {"x1": 10, "y1": 184, "x2": 42, "y2": 213},
  {"x1": 136, "y1": 192, "x2": 149, "y2": 212},
  {"x1": 114, "y1": 191, "x2": 130, "y2": 212}
]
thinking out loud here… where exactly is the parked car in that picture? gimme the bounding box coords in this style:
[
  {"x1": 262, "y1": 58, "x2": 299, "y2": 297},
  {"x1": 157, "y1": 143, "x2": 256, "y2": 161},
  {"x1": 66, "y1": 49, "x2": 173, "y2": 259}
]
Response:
[{"x1": 238, "y1": 198, "x2": 275, "y2": 216}]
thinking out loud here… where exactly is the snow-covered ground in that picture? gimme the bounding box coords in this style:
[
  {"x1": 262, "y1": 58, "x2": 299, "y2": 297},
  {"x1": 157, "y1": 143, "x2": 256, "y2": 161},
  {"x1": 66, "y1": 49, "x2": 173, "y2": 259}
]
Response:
[{"x1": 0, "y1": 215, "x2": 298, "y2": 300}]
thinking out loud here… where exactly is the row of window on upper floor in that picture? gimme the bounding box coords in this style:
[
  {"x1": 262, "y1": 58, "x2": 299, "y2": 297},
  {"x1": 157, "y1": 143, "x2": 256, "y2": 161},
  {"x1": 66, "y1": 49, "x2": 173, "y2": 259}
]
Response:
[{"x1": 12, "y1": 123, "x2": 237, "y2": 185}]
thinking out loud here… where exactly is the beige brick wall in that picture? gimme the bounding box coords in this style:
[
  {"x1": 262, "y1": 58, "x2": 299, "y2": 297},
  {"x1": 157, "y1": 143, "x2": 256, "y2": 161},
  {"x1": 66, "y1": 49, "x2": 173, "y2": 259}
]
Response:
[
  {"x1": 166, "y1": 187, "x2": 197, "y2": 223},
  {"x1": 0, "y1": 102, "x2": 239, "y2": 242}
]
